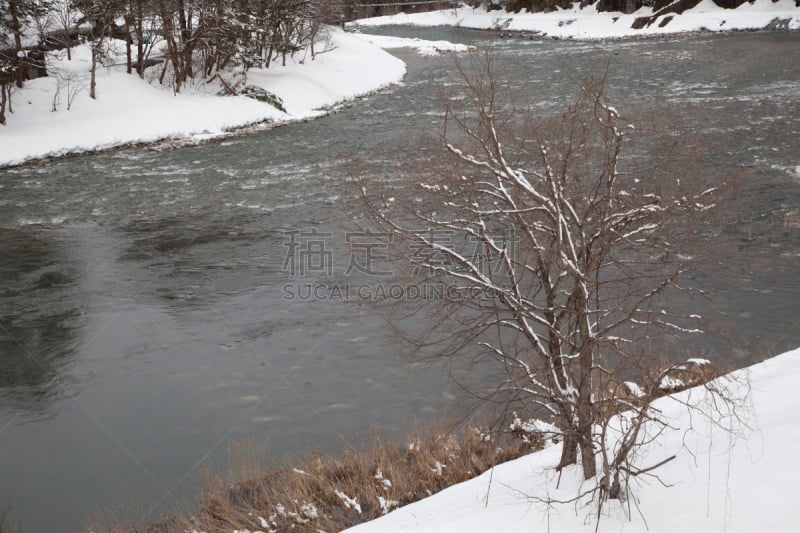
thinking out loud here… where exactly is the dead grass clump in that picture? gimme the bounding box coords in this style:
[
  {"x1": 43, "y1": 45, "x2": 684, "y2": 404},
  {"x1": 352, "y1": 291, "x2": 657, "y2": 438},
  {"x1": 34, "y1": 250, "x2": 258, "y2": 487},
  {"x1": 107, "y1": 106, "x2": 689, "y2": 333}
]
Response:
[
  {"x1": 182, "y1": 423, "x2": 541, "y2": 533},
  {"x1": 593, "y1": 357, "x2": 725, "y2": 420}
]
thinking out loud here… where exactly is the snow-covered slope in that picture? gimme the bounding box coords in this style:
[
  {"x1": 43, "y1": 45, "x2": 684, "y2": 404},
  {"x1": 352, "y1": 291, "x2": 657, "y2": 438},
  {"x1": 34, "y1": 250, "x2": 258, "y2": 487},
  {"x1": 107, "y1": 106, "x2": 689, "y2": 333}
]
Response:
[
  {"x1": 0, "y1": 28, "x2": 406, "y2": 167},
  {"x1": 350, "y1": 33, "x2": 474, "y2": 55},
  {"x1": 344, "y1": 347, "x2": 800, "y2": 532},
  {"x1": 352, "y1": 0, "x2": 800, "y2": 39}
]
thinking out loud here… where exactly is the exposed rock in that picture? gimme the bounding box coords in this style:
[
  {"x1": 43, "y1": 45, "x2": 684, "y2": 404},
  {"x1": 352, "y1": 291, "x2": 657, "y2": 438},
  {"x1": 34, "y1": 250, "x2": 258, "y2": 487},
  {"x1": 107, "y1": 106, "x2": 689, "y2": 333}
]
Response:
[
  {"x1": 634, "y1": 0, "x2": 703, "y2": 27},
  {"x1": 712, "y1": 0, "x2": 752, "y2": 7},
  {"x1": 659, "y1": 14, "x2": 674, "y2": 26},
  {"x1": 596, "y1": 0, "x2": 644, "y2": 14},
  {"x1": 506, "y1": 0, "x2": 572, "y2": 14},
  {"x1": 239, "y1": 85, "x2": 287, "y2": 113},
  {"x1": 765, "y1": 16, "x2": 793, "y2": 30}
]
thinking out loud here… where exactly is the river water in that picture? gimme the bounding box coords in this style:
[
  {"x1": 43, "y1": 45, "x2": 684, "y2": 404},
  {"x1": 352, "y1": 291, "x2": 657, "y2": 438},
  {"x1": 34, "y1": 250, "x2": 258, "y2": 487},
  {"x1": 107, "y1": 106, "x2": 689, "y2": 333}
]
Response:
[{"x1": 1, "y1": 28, "x2": 799, "y2": 532}]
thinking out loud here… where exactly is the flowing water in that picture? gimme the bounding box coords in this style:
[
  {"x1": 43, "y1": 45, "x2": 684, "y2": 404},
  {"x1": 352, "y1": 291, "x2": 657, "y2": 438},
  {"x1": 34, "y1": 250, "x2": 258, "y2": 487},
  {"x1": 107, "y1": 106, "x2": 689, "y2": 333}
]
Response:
[{"x1": 1, "y1": 28, "x2": 799, "y2": 532}]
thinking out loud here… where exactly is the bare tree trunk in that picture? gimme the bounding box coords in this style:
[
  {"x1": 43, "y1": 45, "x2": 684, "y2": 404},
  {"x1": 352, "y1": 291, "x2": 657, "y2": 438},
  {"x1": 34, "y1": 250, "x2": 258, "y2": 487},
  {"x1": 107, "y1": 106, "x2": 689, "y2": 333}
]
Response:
[
  {"x1": 577, "y1": 296, "x2": 597, "y2": 479},
  {"x1": 8, "y1": 0, "x2": 25, "y2": 88},
  {"x1": 557, "y1": 431, "x2": 579, "y2": 470},
  {"x1": 177, "y1": 0, "x2": 194, "y2": 80},
  {"x1": 58, "y1": 2, "x2": 74, "y2": 61},
  {"x1": 158, "y1": 1, "x2": 182, "y2": 92},
  {"x1": 136, "y1": 0, "x2": 144, "y2": 78},
  {"x1": 182, "y1": 44, "x2": 195, "y2": 82},
  {"x1": 90, "y1": 42, "x2": 97, "y2": 99},
  {"x1": 178, "y1": 0, "x2": 189, "y2": 37},
  {"x1": 63, "y1": 21, "x2": 72, "y2": 60},
  {"x1": 0, "y1": 84, "x2": 7, "y2": 125},
  {"x1": 578, "y1": 416, "x2": 596, "y2": 479},
  {"x1": 125, "y1": 14, "x2": 133, "y2": 74}
]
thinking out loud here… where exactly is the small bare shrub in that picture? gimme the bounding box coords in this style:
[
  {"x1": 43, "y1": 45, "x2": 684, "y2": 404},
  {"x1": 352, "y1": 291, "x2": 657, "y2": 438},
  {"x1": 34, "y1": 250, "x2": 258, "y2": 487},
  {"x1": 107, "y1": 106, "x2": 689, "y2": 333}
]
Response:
[{"x1": 52, "y1": 67, "x2": 87, "y2": 112}]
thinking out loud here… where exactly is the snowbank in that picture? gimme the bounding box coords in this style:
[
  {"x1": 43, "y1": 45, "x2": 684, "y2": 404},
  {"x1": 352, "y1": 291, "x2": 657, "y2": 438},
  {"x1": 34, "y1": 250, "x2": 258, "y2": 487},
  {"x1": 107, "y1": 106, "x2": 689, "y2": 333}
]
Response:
[
  {"x1": 351, "y1": 33, "x2": 475, "y2": 55},
  {"x1": 344, "y1": 347, "x2": 800, "y2": 532},
  {"x1": 0, "y1": 27, "x2": 406, "y2": 167},
  {"x1": 351, "y1": 0, "x2": 800, "y2": 39}
]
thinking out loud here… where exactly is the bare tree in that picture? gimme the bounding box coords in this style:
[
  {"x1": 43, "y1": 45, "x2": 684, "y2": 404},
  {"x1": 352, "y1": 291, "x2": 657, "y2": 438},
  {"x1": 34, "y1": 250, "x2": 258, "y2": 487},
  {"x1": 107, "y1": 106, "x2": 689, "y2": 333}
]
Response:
[
  {"x1": 0, "y1": 65, "x2": 9, "y2": 125},
  {"x1": 51, "y1": 65, "x2": 86, "y2": 110},
  {"x1": 53, "y1": 0, "x2": 75, "y2": 60},
  {"x1": 5, "y1": 0, "x2": 26, "y2": 88},
  {"x1": 0, "y1": 16, "x2": 12, "y2": 124},
  {"x1": 155, "y1": 0, "x2": 205, "y2": 92},
  {"x1": 305, "y1": 0, "x2": 344, "y2": 59},
  {"x1": 127, "y1": 0, "x2": 149, "y2": 78},
  {"x1": 357, "y1": 54, "x2": 742, "y2": 507},
  {"x1": 75, "y1": 0, "x2": 122, "y2": 99}
]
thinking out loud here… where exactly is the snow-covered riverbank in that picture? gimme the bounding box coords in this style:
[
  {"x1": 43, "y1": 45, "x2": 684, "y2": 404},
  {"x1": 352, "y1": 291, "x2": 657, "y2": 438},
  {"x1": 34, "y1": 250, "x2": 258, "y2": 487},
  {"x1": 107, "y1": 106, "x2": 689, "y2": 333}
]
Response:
[
  {"x1": 3, "y1": 0, "x2": 798, "y2": 168},
  {"x1": 0, "y1": 29, "x2": 470, "y2": 168},
  {"x1": 344, "y1": 347, "x2": 800, "y2": 533},
  {"x1": 351, "y1": 0, "x2": 800, "y2": 39}
]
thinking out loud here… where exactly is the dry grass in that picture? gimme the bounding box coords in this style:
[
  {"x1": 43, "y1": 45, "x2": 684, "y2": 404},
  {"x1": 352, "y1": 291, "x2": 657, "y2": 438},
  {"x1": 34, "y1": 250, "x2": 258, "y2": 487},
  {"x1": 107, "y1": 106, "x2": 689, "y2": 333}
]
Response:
[
  {"x1": 593, "y1": 357, "x2": 725, "y2": 420},
  {"x1": 188, "y1": 425, "x2": 540, "y2": 533},
  {"x1": 91, "y1": 422, "x2": 542, "y2": 533}
]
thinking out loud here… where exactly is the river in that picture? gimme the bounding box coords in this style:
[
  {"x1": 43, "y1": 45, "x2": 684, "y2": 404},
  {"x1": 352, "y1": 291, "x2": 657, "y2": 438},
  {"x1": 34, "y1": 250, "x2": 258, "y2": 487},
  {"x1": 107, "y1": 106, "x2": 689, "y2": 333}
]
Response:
[{"x1": 1, "y1": 28, "x2": 799, "y2": 532}]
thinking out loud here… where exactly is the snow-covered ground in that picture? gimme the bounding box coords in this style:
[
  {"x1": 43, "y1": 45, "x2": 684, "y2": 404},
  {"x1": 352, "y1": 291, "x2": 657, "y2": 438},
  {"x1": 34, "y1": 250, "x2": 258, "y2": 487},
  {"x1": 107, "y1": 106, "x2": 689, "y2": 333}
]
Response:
[
  {"x1": 351, "y1": 33, "x2": 475, "y2": 55},
  {"x1": 0, "y1": 28, "x2": 412, "y2": 167},
  {"x1": 352, "y1": 0, "x2": 800, "y2": 39},
  {"x1": 343, "y1": 347, "x2": 800, "y2": 532}
]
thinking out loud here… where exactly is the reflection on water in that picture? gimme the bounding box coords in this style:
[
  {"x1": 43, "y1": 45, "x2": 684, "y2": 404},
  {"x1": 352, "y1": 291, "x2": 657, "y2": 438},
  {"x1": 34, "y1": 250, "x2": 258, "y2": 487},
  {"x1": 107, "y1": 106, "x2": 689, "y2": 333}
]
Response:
[
  {"x1": 0, "y1": 230, "x2": 81, "y2": 411},
  {"x1": 0, "y1": 29, "x2": 798, "y2": 532}
]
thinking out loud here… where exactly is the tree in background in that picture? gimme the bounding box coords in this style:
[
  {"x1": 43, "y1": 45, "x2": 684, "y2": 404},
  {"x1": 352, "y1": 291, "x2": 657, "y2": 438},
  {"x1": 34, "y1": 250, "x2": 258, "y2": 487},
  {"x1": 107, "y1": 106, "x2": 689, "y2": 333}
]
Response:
[
  {"x1": 53, "y1": 0, "x2": 76, "y2": 60},
  {"x1": 0, "y1": 0, "x2": 29, "y2": 122},
  {"x1": 0, "y1": 51, "x2": 11, "y2": 124},
  {"x1": 148, "y1": 0, "x2": 339, "y2": 92},
  {"x1": 73, "y1": 0, "x2": 123, "y2": 98},
  {"x1": 2, "y1": 0, "x2": 25, "y2": 88},
  {"x1": 125, "y1": 0, "x2": 154, "y2": 78},
  {"x1": 2, "y1": 0, "x2": 52, "y2": 87},
  {"x1": 1, "y1": 0, "x2": 345, "y2": 101}
]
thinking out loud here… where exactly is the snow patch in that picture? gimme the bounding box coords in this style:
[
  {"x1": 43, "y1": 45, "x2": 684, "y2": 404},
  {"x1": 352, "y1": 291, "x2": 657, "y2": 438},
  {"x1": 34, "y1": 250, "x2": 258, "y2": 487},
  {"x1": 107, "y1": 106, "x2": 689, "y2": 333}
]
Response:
[
  {"x1": 352, "y1": 33, "x2": 474, "y2": 55},
  {"x1": 344, "y1": 347, "x2": 800, "y2": 533},
  {"x1": 335, "y1": 490, "x2": 363, "y2": 514}
]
